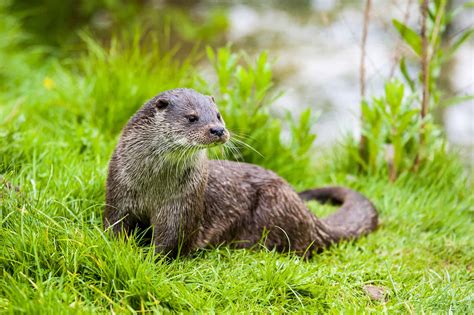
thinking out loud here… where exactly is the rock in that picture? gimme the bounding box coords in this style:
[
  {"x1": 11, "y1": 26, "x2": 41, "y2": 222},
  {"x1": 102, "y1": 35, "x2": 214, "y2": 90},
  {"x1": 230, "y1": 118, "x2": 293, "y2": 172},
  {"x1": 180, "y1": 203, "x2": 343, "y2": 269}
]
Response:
[{"x1": 363, "y1": 285, "x2": 387, "y2": 301}]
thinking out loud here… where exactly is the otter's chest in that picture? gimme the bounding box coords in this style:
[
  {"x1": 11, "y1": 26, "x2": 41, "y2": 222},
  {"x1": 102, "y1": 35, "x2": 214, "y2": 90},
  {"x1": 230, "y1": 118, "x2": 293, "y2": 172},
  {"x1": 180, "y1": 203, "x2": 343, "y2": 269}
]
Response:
[{"x1": 130, "y1": 175, "x2": 206, "y2": 216}]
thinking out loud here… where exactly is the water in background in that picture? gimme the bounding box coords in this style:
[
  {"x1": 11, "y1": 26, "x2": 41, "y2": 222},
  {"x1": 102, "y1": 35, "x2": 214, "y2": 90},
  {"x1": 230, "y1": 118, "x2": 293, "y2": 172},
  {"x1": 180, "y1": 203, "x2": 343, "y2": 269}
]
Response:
[{"x1": 192, "y1": 0, "x2": 473, "y2": 164}]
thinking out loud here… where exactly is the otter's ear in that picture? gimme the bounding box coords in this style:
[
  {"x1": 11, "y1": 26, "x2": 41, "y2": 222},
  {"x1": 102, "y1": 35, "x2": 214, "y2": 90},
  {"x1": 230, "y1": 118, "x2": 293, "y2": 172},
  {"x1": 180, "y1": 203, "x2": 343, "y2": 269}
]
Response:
[
  {"x1": 154, "y1": 98, "x2": 170, "y2": 110},
  {"x1": 208, "y1": 95, "x2": 215, "y2": 103}
]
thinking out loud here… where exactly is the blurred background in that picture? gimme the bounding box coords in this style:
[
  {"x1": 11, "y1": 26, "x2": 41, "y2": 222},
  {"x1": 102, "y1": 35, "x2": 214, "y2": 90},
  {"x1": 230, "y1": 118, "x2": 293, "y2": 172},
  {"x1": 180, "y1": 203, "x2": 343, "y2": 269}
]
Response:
[{"x1": 5, "y1": 0, "x2": 473, "y2": 164}]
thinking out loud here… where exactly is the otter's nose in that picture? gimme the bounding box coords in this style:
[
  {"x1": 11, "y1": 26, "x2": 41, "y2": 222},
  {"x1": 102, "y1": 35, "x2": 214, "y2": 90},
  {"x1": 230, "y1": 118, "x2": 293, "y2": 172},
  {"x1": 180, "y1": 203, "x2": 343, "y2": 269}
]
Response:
[{"x1": 210, "y1": 127, "x2": 225, "y2": 137}]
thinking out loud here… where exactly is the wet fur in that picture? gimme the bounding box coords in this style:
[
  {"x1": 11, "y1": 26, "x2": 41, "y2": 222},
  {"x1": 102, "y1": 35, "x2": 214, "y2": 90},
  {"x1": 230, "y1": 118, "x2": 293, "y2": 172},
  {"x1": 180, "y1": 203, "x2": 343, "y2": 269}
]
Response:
[{"x1": 104, "y1": 88, "x2": 378, "y2": 258}]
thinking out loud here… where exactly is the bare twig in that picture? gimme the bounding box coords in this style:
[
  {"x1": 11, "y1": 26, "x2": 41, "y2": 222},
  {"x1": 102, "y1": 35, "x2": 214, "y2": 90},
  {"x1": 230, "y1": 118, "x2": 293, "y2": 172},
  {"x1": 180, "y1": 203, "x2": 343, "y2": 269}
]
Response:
[
  {"x1": 420, "y1": 0, "x2": 430, "y2": 120},
  {"x1": 414, "y1": 0, "x2": 430, "y2": 170},
  {"x1": 359, "y1": 0, "x2": 372, "y2": 100},
  {"x1": 389, "y1": 0, "x2": 413, "y2": 78}
]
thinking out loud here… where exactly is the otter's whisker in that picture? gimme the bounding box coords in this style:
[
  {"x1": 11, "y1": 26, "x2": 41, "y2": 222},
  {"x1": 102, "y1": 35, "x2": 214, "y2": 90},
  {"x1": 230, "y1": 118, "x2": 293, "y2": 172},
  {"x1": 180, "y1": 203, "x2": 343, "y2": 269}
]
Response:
[
  {"x1": 230, "y1": 138, "x2": 264, "y2": 158},
  {"x1": 222, "y1": 142, "x2": 245, "y2": 173},
  {"x1": 230, "y1": 132, "x2": 257, "y2": 143},
  {"x1": 224, "y1": 142, "x2": 243, "y2": 162}
]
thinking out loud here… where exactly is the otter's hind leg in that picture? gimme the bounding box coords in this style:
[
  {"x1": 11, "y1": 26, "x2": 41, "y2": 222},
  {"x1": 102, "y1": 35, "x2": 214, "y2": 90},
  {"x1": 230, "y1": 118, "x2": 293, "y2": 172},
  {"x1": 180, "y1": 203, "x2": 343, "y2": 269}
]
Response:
[{"x1": 235, "y1": 184, "x2": 323, "y2": 256}]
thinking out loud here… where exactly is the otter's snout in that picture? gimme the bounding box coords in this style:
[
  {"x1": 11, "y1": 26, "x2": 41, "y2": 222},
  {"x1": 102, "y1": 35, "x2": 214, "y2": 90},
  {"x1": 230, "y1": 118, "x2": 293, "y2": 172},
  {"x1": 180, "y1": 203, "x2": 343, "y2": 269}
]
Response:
[
  {"x1": 210, "y1": 127, "x2": 225, "y2": 137},
  {"x1": 208, "y1": 126, "x2": 229, "y2": 143}
]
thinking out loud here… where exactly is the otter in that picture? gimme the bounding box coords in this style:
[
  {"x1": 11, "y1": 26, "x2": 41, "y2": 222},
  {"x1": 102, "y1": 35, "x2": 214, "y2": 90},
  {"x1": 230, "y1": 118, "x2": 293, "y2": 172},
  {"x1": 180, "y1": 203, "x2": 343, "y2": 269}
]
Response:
[{"x1": 104, "y1": 88, "x2": 378, "y2": 258}]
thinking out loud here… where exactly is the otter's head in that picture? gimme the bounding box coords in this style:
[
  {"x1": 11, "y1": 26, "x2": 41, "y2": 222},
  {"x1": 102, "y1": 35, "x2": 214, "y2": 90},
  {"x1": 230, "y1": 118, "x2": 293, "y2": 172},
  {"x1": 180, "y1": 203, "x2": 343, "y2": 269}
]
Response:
[{"x1": 142, "y1": 88, "x2": 229, "y2": 151}]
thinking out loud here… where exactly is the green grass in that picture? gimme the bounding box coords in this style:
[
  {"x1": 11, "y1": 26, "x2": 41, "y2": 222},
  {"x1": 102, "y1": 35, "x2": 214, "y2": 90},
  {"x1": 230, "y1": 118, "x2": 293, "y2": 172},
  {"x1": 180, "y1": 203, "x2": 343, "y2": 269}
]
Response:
[{"x1": 1, "y1": 6, "x2": 473, "y2": 313}]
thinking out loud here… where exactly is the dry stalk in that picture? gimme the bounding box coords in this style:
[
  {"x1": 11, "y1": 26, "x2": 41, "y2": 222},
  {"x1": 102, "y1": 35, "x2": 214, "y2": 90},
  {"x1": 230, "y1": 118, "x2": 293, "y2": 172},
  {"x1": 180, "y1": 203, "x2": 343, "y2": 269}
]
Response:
[
  {"x1": 389, "y1": 0, "x2": 413, "y2": 78},
  {"x1": 359, "y1": 0, "x2": 372, "y2": 100},
  {"x1": 420, "y1": 0, "x2": 430, "y2": 120},
  {"x1": 359, "y1": 0, "x2": 372, "y2": 163},
  {"x1": 414, "y1": 0, "x2": 430, "y2": 170}
]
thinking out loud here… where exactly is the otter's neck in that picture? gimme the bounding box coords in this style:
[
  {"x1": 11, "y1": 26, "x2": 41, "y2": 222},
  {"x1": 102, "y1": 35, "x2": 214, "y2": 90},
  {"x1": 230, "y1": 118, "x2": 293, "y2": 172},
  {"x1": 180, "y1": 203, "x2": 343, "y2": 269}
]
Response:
[
  {"x1": 120, "y1": 146, "x2": 209, "y2": 189},
  {"x1": 156, "y1": 149, "x2": 208, "y2": 181}
]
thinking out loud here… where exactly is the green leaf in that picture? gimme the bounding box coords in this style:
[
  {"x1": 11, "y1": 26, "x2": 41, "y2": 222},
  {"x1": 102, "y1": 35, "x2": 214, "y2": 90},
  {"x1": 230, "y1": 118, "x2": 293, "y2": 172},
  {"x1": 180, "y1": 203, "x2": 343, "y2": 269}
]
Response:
[
  {"x1": 392, "y1": 19, "x2": 422, "y2": 56},
  {"x1": 361, "y1": 100, "x2": 373, "y2": 121},
  {"x1": 465, "y1": 1, "x2": 474, "y2": 8},
  {"x1": 400, "y1": 58, "x2": 415, "y2": 92},
  {"x1": 440, "y1": 95, "x2": 474, "y2": 107},
  {"x1": 206, "y1": 46, "x2": 215, "y2": 62},
  {"x1": 385, "y1": 80, "x2": 405, "y2": 115},
  {"x1": 445, "y1": 28, "x2": 474, "y2": 61}
]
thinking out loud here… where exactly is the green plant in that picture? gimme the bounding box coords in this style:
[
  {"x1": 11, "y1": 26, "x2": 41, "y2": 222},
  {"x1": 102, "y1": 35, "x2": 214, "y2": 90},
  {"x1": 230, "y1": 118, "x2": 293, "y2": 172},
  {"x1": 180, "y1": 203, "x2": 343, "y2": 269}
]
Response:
[
  {"x1": 204, "y1": 47, "x2": 317, "y2": 184},
  {"x1": 7, "y1": 0, "x2": 229, "y2": 51},
  {"x1": 357, "y1": 80, "x2": 446, "y2": 180},
  {"x1": 7, "y1": 0, "x2": 150, "y2": 46},
  {"x1": 393, "y1": 0, "x2": 474, "y2": 105},
  {"x1": 358, "y1": 0, "x2": 473, "y2": 179},
  {"x1": 46, "y1": 30, "x2": 200, "y2": 135}
]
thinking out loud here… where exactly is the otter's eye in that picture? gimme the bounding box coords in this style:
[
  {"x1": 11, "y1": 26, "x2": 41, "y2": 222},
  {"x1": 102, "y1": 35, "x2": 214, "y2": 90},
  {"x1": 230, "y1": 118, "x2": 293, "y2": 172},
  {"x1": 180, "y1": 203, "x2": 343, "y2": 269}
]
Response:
[
  {"x1": 217, "y1": 113, "x2": 221, "y2": 121},
  {"x1": 186, "y1": 115, "x2": 199, "y2": 123}
]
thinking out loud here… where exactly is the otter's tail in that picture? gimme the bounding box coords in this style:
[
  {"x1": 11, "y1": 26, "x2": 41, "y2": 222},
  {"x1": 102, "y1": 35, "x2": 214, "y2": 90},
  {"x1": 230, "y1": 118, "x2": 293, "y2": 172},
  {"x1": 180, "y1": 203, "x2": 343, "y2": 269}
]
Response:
[{"x1": 299, "y1": 186, "x2": 378, "y2": 243}]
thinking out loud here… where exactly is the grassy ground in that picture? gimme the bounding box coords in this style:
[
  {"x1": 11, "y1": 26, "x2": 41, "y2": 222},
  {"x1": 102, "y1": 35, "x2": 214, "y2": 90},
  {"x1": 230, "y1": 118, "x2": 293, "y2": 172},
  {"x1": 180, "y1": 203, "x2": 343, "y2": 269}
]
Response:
[{"x1": 1, "y1": 6, "x2": 473, "y2": 314}]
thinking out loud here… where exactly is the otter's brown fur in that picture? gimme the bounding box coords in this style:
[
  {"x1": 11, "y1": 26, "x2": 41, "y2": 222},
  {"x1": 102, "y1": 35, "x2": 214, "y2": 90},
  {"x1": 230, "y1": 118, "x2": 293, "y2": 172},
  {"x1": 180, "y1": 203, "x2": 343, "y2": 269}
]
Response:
[{"x1": 104, "y1": 88, "x2": 378, "y2": 258}]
